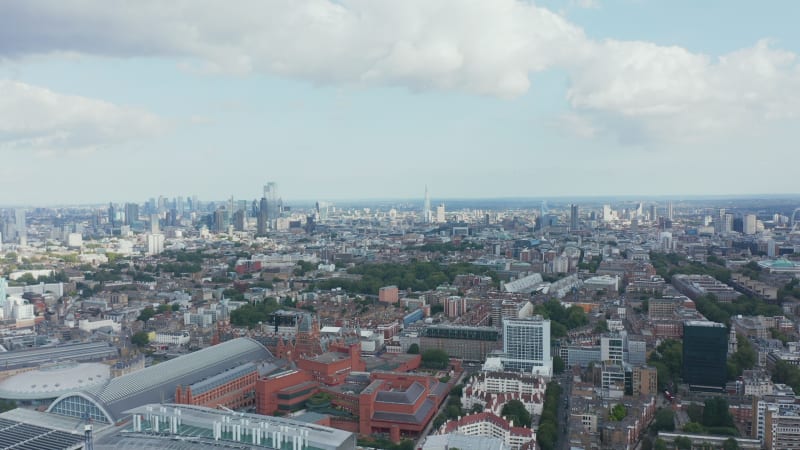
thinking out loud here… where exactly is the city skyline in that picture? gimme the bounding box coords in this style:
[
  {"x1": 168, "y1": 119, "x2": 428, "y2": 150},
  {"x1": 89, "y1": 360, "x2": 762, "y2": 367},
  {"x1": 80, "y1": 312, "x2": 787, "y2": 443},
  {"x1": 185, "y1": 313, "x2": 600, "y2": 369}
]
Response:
[{"x1": 2, "y1": 1, "x2": 800, "y2": 204}]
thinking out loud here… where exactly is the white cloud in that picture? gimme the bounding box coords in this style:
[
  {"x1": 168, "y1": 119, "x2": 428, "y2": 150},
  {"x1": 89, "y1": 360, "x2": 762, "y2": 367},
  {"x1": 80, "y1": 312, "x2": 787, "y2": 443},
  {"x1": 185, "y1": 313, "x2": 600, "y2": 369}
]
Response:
[
  {"x1": 570, "y1": 0, "x2": 600, "y2": 9},
  {"x1": 0, "y1": 80, "x2": 167, "y2": 153},
  {"x1": 1, "y1": 1, "x2": 799, "y2": 142}
]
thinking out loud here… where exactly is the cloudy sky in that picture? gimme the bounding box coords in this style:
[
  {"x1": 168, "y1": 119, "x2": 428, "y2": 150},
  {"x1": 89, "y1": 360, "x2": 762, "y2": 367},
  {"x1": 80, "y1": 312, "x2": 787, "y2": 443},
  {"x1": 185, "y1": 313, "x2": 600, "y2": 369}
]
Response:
[{"x1": 1, "y1": 0, "x2": 799, "y2": 205}]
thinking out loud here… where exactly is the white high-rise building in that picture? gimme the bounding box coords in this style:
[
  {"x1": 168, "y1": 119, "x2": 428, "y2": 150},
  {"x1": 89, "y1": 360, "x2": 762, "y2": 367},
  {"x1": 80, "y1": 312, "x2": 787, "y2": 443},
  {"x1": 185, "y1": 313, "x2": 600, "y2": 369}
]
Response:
[
  {"x1": 15, "y1": 209, "x2": 26, "y2": 246},
  {"x1": 436, "y1": 203, "x2": 446, "y2": 223},
  {"x1": 744, "y1": 214, "x2": 757, "y2": 235},
  {"x1": 501, "y1": 316, "x2": 552, "y2": 377},
  {"x1": 146, "y1": 233, "x2": 165, "y2": 255}
]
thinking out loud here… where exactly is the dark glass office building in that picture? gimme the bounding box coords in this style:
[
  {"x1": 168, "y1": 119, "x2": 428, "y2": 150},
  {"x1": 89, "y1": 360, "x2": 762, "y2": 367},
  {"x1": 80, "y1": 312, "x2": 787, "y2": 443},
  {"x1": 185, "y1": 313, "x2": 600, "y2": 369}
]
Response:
[{"x1": 682, "y1": 320, "x2": 728, "y2": 392}]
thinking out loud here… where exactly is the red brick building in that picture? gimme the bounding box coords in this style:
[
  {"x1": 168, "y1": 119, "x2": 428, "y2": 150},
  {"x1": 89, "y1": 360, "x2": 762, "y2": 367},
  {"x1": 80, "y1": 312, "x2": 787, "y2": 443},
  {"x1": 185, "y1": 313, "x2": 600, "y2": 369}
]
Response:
[
  {"x1": 296, "y1": 342, "x2": 365, "y2": 386},
  {"x1": 379, "y1": 286, "x2": 399, "y2": 304},
  {"x1": 175, "y1": 362, "x2": 259, "y2": 410},
  {"x1": 255, "y1": 369, "x2": 318, "y2": 415},
  {"x1": 358, "y1": 372, "x2": 450, "y2": 442}
]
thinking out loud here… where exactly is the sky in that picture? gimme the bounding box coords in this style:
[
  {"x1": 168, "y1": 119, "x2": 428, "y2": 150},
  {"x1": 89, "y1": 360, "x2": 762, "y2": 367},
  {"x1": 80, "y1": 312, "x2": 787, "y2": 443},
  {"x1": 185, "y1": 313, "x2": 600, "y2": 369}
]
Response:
[{"x1": 1, "y1": 0, "x2": 799, "y2": 206}]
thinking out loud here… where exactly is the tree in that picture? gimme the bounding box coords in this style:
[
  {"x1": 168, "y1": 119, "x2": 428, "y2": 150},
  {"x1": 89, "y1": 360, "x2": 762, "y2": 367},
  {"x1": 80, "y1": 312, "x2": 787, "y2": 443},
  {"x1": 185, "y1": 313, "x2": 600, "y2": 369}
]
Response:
[
  {"x1": 686, "y1": 403, "x2": 703, "y2": 423},
  {"x1": 653, "y1": 439, "x2": 668, "y2": 450},
  {"x1": 653, "y1": 408, "x2": 675, "y2": 432},
  {"x1": 501, "y1": 400, "x2": 532, "y2": 427},
  {"x1": 171, "y1": 303, "x2": 181, "y2": 312},
  {"x1": 609, "y1": 404, "x2": 627, "y2": 421},
  {"x1": 132, "y1": 331, "x2": 150, "y2": 347},
  {"x1": 683, "y1": 422, "x2": 704, "y2": 433},
  {"x1": 407, "y1": 343, "x2": 420, "y2": 354},
  {"x1": 674, "y1": 436, "x2": 692, "y2": 450},
  {"x1": 421, "y1": 349, "x2": 449, "y2": 369},
  {"x1": 703, "y1": 397, "x2": 734, "y2": 428},
  {"x1": 137, "y1": 307, "x2": 156, "y2": 322},
  {"x1": 470, "y1": 404, "x2": 484, "y2": 414},
  {"x1": 722, "y1": 437, "x2": 739, "y2": 450}
]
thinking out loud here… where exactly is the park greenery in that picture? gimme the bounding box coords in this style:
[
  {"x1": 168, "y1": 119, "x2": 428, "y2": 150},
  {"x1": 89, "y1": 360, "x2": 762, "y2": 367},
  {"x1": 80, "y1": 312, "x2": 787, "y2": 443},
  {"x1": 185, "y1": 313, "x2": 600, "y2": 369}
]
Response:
[
  {"x1": 727, "y1": 334, "x2": 756, "y2": 380},
  {"x1": 652, "y1": 408, "x2": 675, "y2": 432},
  {"x1": 500, "y1": 399, "x2": 531, "y2": 427},
  {"x1": 407, "y1": 343, "x2": 420, "y2": 354},
  {"x1": 533, "y1": 300, "x2": 588, "y2": 339},
  {"x1": 537, "y1": 382, "x2": 562, "y2": 450},
  {"x1": 314, "y1": 261, "x2": 499, "y2": 295},
  {"x1": 131, "y1": 331, "x2": 150, "y2": 347},
  {"x1": 647, "y1": 339, "x2": 682, "y2": 390},
  {"x1": 230, "y1": 297, "x2": 281, "y2": 328},
  {"x1": 609, "y1": 404, "x2": 627, "y2": 421},
  {"x1": 650, "y1": 252, "x2": 731, "y2": 284},
  {"x1": 683, "y1": 398, "x2": 737, "y2": 436},
  {"x1": 772, "y1": 359, "x2": 800, "y2": 395},
  {"x1": 694, "y1": 293, "x2": 782, "y2": 327},
  {"x1": 420, "y1": 349, "x2": 449, "y2": 370}
]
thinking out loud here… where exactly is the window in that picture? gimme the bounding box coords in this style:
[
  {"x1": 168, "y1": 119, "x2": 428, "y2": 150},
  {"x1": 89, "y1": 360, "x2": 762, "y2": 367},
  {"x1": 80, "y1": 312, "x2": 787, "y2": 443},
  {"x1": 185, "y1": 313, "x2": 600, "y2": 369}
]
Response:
[{"x1": 50, "y1": 395, "x2": 110, "y2": 423}]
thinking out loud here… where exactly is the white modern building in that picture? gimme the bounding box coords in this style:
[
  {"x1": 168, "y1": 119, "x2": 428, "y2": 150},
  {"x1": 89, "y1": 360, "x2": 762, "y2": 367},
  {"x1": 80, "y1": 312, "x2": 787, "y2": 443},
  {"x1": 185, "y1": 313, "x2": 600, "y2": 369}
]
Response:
[{"x1": 500, "y1": 316, "x2": 552, "y2": 377}]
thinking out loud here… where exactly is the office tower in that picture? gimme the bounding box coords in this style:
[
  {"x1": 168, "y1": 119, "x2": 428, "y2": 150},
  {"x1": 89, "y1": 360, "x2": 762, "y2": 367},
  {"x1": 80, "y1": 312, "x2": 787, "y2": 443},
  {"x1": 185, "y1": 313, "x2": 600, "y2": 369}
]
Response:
[
  {"x1": 146, "y1": 233, "x2": 165, "y2": 255},
  {"x1": 124, "y1": 203, "x2": 139, "y2": 226},
  {"x1": 723, "y1": 213, "x2": 734, "y2": 234},
  {"x1": 257, "y1": 197, "x2": 269, "y2": 236},
  {"x1": 14, "y1": 209, "x2": 25, "y2": 246},
  {"x1": 0, "y1": 277, "x2": 6, "y2": 306},
  {"x1": 233, "y1": 209, "x2": 245, "y2": 232},
  {"x1": 150, "y1": 214, "x2": 160, "y2": 234},
  {"x1": 108, "y1": 203, "x2": 117, "y2": 227},
  {"x1": 502, "y1": 316, "x2": 552, "y2": 375},
  {"x1": 436, "y1": 203, "x2": 446, "y2": 223},
  {"x1": 423, "y1": 186, "x2": 432, "y2": 223},
  {"x1": 601, "y1": 335, "x2": 624, "y2": 365},
  {"x1": 570, "y1": 204, "x2": 579, "y2": 231},
  {"x1": 602, "y1": 204, "x2": 612, "y2": 222},
  {"x1": 744, "y1": 214, "x2": 757, "y2": 235},
  {"x1": 650, "y1": 204, "x2": 657, "y2": 222},
  {"x1": 682, "y1": 321, "x2": 728, "y2": 391},
  {"x1": 264, "y1": 182, "x2": 279, "y2": 224},
  {"x1": 666, "y1": 201, "x2": 673, "y2": 220},
  {"x1": 213, "y1": 209, "x2": 227, "y2": 233}
]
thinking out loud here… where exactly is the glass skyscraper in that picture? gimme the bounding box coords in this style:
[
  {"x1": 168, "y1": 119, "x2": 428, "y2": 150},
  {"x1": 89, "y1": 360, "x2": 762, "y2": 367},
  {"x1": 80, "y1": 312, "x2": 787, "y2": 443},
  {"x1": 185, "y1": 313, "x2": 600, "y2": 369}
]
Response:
[{"x1": 682, "y1": 320, "x2": 728, "y2": 391}]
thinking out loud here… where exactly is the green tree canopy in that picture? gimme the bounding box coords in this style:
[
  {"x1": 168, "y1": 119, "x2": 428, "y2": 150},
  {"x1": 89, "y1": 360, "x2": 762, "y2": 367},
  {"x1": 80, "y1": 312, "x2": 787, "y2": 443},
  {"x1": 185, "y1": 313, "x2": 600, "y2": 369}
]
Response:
[
  {"x1": 407, "y1": 343, "x2": 420, "y2": 354},
  {"x1": 501, "y1": 399, "x2": 532, "y2": 427},
  {"x1": 132, "y1": 331, "x2": 150, "y2": 347},
  {"x1": 674, "y1": 436, "x2": 692, "y2": 450},
  {"x1": 653, "y1": 408, "x2": 675, "y2": 432},
  {"x1": 421, "y1": 349, "x2": 449, "y2": 369}
]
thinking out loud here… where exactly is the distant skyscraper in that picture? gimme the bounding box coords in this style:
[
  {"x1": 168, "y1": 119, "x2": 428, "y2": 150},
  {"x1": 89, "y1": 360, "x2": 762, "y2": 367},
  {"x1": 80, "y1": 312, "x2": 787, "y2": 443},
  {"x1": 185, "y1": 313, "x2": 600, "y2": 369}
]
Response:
[
  {"x1": 14, "y1": 209, "x2": 25, "y2": 246},
  {"x1": 124, "y1": 203, "x2": 139, "y2": 226},
  {"x1": 423, "y1": 186, "x2": 432, "y2": 223},
  {"x1": 233, "y1": 209, "x2": 246, "y2": 232},
  {"x1": 502, "y1": 316, "x2": 552, "y2": 376},
  {"x1": 108, "y1": 203, "x2": 117, "y2": 227},
  {"x1": 257, "y1": 197, "x2": 269, "y2": 236},
  {"x1": 149, "y1": 214, "x2": 160, "y2": 234},
  {"x1": 650, "y1": 204, "x2": 657, "y2": 222},
  {"x1": 667, "y1": 201, "x2": 674, "y2": 220},
  {"x1": 744, "y1": 214, "x2": 757, "y2": 235},
  {"x1": 602, "y1": 204, "x2": 612, "y2": 222},
  {"x1": 436, "y1": 203, "x2": 446, "y2": 223},
  {"x1": 570, "y1": 204, "x2": 579, "y2": 231}
]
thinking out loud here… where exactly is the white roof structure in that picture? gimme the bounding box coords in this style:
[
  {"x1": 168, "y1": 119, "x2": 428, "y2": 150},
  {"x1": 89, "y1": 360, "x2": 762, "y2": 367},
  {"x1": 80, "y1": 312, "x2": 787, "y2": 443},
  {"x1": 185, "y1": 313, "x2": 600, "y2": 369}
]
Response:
[
  {"x1": 47, "y1": 338, "x2": 275, "y2": 424},
  {"x1": 0, "y1": 362, "x2": 110, "y2": 400},
  {"x1": 502, "y1": 273, "x2": 543, "y2": 294}
]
